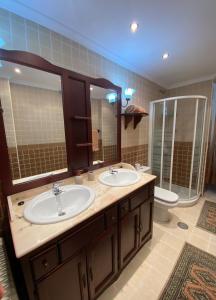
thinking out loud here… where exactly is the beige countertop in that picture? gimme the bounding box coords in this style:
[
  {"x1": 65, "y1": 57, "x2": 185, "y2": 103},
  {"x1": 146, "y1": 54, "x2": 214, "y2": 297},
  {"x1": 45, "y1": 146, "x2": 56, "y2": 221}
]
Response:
[{"x1": 8, "y1": 164, "x2": 156, "y2": 259}]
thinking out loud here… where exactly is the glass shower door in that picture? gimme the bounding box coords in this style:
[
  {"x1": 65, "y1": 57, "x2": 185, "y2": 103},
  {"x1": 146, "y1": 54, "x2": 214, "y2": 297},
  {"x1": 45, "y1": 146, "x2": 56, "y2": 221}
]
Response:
[{"x1": 152, "y1": 102, "x2": 164, "y2": 185}]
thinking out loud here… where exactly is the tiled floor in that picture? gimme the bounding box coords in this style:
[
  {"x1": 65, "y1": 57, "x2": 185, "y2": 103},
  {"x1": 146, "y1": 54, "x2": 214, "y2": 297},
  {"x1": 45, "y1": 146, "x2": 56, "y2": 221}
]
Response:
[{"x1": 99, "y1": 191, "x2": 216, "y2": 300}]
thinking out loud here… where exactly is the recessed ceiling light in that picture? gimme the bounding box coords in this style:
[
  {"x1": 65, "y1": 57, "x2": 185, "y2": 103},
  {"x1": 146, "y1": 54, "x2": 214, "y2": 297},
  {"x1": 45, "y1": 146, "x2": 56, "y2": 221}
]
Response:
[
  {"x1": 130, "y1": 22, "x2": 138, "y2": 33},
  {"x1": 162, "y1": 53, "x2": 169, "y2": 60},
  {"x1": 14, "y1": 68, "x2": 21, "y2": 74}
]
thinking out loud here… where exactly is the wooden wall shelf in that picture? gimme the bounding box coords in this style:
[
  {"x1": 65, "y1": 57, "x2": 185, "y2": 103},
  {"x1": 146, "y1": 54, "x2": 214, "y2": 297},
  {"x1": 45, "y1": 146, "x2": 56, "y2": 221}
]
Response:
[{"x1": 121, "y1": 112, "x2": 149, "y2": 129}]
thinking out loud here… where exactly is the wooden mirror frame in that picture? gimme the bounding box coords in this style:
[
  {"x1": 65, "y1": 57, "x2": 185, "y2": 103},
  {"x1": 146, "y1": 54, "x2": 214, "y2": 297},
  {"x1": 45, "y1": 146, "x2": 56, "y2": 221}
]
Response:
[{"x1": 0, "y1": 49, "x2": 121, "y2": 195}]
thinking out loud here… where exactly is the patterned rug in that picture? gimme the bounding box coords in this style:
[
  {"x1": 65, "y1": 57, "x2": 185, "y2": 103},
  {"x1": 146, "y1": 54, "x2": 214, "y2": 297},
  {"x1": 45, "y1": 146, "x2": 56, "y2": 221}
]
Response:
[
  {"x1": 197, "y1": 201, "x2": 216, "y2": 234},
  {"x1": 160, "y1": 243, "x2": 216, "y2": 300},
  {"x1": 0, "y1": 238, "x2": 18, "y2": 300}
]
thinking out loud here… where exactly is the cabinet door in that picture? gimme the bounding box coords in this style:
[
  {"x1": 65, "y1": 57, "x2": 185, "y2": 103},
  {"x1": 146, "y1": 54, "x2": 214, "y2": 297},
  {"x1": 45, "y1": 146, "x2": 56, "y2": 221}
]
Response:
[
  {"x1": 36, "y1": 251, "x2": 88, "y2": 300},
  {"x1": 119, "y1": 208, "x2": 139, "y2": 269},
  {"x1": 139, "y1": 197, "x2": 154, "y2": 247},
  {"x1": 87, "y1": 225, "x2": 118, "y2": 300}
]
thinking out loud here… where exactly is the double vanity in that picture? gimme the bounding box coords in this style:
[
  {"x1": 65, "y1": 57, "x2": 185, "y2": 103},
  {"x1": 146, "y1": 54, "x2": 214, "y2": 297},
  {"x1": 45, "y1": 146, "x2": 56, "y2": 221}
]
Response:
[{"x1": 8, "y1": 166, "x2": 155, "y2": 300}]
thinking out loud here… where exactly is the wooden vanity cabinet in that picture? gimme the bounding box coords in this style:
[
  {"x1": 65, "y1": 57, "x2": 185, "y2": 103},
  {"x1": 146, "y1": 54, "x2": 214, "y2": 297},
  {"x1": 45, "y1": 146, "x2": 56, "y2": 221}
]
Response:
[
  {"x1": 19, "y1": 181, "x2": 154, "y2": 300},
  {"x1": 119, "y1": 182, "x2": 154, "y2": 269},
  {"x1": 119, "y1": 208, "x2": 140, "y2": 268},
  {"x1": 87, "y1": 225, "x2": 118, "y2": 299},
  {"x1": 36, "y1": 250, "x2": 88, "y2": 300}
]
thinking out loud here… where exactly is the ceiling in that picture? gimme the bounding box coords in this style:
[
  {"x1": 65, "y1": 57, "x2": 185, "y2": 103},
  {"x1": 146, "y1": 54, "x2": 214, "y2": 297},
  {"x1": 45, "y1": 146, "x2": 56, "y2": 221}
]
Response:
[{"x1": 1, "y1": 0, "x2": 216, "y2": 88}]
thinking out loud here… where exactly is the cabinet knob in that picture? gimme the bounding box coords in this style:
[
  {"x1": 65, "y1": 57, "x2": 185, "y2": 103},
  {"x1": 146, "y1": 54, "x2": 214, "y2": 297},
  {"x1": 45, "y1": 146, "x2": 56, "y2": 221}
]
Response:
[{"x1": 42, "y1": 259, "x2": 49, "y2": 268}]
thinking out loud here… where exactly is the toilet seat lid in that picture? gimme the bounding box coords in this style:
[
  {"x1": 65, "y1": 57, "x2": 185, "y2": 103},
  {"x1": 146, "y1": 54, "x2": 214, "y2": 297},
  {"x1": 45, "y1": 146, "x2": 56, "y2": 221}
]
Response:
[{"x1": 154, "y1": 187, "x2": 179, "y2": 203}]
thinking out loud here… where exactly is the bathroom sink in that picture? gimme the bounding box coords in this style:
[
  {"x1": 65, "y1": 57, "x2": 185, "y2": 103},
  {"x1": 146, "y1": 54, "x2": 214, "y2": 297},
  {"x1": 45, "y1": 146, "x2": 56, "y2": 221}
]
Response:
[
  {"x1": 24, "y1": 185, "x2": 95, "y2": 224},
  {"x1": 99, "y1": 168, "x2": 141, "y2": 187}
]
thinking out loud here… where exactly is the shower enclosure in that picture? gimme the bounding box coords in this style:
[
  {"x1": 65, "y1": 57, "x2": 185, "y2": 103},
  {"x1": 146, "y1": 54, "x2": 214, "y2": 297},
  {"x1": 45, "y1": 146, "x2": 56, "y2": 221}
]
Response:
[{"x1": 149, "y1": 96, "x2": 207, "y2": 206}]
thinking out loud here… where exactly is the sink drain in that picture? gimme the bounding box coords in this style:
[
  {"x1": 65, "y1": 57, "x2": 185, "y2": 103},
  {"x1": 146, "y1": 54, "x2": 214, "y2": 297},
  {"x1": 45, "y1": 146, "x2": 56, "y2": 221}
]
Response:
[{"x1": 177, "y1": 222, "x2": 189, "y2": 230}]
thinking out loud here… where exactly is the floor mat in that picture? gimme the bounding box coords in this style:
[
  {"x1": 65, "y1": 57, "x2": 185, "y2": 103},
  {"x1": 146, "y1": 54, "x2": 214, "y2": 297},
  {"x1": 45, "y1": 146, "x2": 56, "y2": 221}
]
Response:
[
  {"x1": 197, "y1": 200, "x2": 216, "y2": 234},
  {"x1": 0, "y1": 238, "x2": 18, "y2": 300},
  {"x1": 160, "y1": 243, "x2": 216, "y2": 300}
]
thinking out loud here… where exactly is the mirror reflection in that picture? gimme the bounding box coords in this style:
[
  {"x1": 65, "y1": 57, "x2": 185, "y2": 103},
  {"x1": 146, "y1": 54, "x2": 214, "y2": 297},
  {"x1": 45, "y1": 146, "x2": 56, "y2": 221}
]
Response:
[
  {"x1": 90, "y1": 85, "x2": 118, "y2": 165},
  {"x1": 0, "y1": 61, "x2": 67, "y2": 184}
]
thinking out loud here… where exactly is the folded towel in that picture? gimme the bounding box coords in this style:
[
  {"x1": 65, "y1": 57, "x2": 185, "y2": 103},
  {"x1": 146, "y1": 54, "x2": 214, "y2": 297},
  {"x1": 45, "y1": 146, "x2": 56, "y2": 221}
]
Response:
[
  {"x1": 125, "y1": 104, "x2": 147, "y2": 114},
  {"x1": 92, "y1": 129, "x2": 99, "y2": 152}
]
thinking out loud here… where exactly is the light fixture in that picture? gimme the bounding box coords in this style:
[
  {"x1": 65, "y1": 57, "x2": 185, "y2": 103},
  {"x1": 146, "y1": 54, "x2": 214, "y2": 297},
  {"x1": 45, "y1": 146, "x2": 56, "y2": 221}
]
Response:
[
  {"x1": 122, "y1": 88, "x2": 136, "y2": 107},
  {"x1": 14, "y1": 68, "x2": 21, "y2": 74},
  {"x1": 106, "y1": 92, "x2": 117, "y2": 104},
  {"x1": 90, "y1": 87, "x2": 93, "y2": 91},
  {"x1": 0, "y1": 37, "x2": 5, "y2": 48},
  {"x1": 162, "y1": 53, "x2": 169, "y2": 60},
  {"x1": 130, "y1": 22, "x2": 138, "y2": 33}
]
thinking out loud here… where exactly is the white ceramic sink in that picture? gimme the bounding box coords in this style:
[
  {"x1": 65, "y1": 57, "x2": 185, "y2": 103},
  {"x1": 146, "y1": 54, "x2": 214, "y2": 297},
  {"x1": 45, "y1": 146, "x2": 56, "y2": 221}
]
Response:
[
  {"x1": 99, "y1": 168, "x2": 141, "y2": 187},
  {"x1": 24, "y1": 185, "x2": 95, "y2": 224}
]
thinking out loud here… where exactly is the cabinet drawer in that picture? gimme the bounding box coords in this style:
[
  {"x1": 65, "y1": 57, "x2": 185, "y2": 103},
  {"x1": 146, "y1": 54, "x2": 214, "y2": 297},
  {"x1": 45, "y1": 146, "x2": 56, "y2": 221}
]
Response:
[
  {"x1": 31, "y1": 245, "x2": 59, "y2": 281},
  {"x1": 60, "y1": 214, "x2": 105, "y2": 262},
  {"x1": 105, "y1": 206, "x2": 118, "y2": 228},
  {"x1": 129, "y1": 187, "x2": 148, "y2": 210}
]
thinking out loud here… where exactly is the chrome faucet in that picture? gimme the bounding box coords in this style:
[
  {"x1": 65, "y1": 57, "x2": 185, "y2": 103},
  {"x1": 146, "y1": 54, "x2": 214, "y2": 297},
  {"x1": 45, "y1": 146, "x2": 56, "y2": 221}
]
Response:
[
  {"x1": 109, "y1": 166, "x2": 118, "y2": 175},
  {"x1": 52, "y1": 182, "x2": 63, "y2": 196},
  {"x1": 52, "y1": 183, "x2": 65, "y2": 216}
]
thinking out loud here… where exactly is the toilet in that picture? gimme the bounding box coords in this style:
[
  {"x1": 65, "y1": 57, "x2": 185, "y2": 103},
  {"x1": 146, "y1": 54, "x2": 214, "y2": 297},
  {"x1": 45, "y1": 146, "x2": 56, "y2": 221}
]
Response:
[
  {"x1": 140, "y1": 166, "x2": 179, "y2": 222},
  {"x1": 154, "y1": 186, "x2": 179, "y2": 222}
]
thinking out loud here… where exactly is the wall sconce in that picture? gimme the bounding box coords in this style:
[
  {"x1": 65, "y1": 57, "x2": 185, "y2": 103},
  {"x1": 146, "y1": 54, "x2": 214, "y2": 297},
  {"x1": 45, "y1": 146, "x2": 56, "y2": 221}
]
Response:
[
  {"x1": 0, "y1": 37, "x2": 5, "y2": 48},
  {"x1": 106, "y1": 92, "x2": 117, "y2": 104},
  {"x1": 122, "y1": 88, "x2": 136, "y2": 107}
]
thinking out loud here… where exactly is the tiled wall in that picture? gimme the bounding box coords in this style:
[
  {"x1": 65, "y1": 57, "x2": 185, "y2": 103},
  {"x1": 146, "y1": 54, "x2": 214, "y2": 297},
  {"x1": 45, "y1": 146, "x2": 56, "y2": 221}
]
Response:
[
  {"x1": 122, "y1": 144, "x2": 148, "y2": 166},
  {"x1": 0, "y1": 80, "x2": 68, "y2": 180},
  {"x1": 0, "y1": 8, "x2": 163, "y2": 149},
  {"x1": 9, "y1": 143, "x2": 67, "y2": 180},
  {"x1": 10, "y1": 83, "x2": 65, "y2": 146}
]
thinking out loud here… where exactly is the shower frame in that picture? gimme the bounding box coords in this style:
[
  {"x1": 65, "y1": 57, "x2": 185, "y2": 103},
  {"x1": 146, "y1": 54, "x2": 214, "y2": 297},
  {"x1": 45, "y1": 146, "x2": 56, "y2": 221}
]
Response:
[{"x1": 149, "y1": 95, "x2": 208, "y2": 205}]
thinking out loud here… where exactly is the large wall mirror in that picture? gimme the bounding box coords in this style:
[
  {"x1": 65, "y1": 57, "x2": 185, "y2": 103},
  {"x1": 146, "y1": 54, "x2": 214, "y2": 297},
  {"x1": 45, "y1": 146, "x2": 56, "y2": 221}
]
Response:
[
  {"x1": 0, "y1": 49, "x2": 121, "y2": 194},
  {"x1": 0, "y1": 61, "x2": 68, "y2": 185},
  {"x1": 90, "y1": 84, "x2": 119, "y2": 166}
]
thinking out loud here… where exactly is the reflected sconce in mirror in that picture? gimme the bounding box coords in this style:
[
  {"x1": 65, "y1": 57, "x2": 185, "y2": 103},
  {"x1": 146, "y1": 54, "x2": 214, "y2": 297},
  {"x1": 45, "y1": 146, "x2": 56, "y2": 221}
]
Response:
[
  {"x1": 106, "y1": 92, "x2": 117, "y2": 104},
  {"x1": 122, "y1": 88, "x2": 136, "y2": 107}
]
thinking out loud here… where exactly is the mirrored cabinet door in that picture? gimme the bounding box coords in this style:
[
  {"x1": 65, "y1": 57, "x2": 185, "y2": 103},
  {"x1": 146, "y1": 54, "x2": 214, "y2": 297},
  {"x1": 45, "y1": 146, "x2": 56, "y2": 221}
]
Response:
[
  {"x1": 0, "y1": 61, "x2": 68, "y2": 185},
  {"x1": 90, "y1": 85, "x2": 118, "y2": 166}
]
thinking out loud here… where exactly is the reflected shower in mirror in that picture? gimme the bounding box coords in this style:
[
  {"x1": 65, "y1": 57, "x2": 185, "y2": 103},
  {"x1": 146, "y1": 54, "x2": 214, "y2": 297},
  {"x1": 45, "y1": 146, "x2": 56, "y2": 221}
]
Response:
[
  {"x1": 0, "y1": 61, "x2": 67, "y2": 184},
  {"x1": 90, "y1": 85, "x2": 118, "y2": 165}
]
